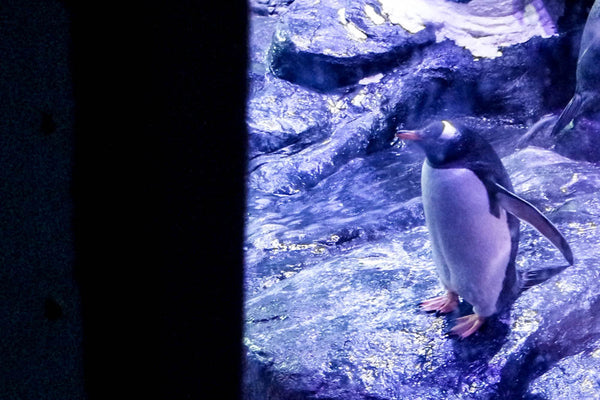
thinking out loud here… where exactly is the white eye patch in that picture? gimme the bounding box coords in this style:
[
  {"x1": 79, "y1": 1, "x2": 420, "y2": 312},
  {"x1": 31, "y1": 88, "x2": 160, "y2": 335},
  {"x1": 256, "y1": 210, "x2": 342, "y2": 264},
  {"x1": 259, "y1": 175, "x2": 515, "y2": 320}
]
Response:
[{"x1": 440, "y1": 120, "x2": 458, "y2": 139}]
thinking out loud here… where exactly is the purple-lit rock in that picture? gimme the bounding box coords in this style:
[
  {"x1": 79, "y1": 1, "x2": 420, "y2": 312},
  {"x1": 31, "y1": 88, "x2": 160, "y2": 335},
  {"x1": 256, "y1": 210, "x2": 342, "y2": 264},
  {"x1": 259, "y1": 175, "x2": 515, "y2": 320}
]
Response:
[
  {"x1": 246, "y1": 74, "x2": 332, "y2": 160},
  {"x1": 248, "y1": 0, "x2": 583, "y2": 194},
  {"x1": 268, "y1": 0, "x2": 435, "y2": 92},
  {"x1": 248, "y1": 34, "x2": 569, "y2": 194},
  {"x1": 245, "y1": 145, "x2": 600, "y2": 399},
  {"x1": 528, "y1": 338, "x2": 600, "y2": 398},
  {"x1": 244, "y1": 0, "x2": 600, "y2": 398},
  {"x1": 249, "y1": 0, "x2": 295, "y2": 16}
]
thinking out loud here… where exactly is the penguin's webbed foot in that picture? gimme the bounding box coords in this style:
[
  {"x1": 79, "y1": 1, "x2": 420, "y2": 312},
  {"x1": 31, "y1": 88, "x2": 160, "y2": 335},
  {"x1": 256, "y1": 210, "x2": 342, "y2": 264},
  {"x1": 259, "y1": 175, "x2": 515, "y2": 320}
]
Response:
[
  {"x1": 420, "y1": 292, "x2": 458, "y2": 314},
  {"x1": 450, "y1": 314, "x2": 485, "y2": 339}
]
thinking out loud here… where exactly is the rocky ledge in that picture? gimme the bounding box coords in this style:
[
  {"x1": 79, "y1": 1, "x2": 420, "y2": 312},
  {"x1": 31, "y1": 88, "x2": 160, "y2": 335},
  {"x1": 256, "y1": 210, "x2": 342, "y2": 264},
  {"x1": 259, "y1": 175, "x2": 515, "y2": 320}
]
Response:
[{"x1": 244, "y1": 0, "x2": 600, "y2": 398}]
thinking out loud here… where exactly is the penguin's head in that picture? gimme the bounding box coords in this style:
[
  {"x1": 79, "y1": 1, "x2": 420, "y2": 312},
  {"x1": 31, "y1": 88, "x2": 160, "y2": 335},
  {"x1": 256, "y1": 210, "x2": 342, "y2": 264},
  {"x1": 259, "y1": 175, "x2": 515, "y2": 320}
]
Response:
[{"x1": 396, "y1": 120, "x2": 470, "y2": 166}]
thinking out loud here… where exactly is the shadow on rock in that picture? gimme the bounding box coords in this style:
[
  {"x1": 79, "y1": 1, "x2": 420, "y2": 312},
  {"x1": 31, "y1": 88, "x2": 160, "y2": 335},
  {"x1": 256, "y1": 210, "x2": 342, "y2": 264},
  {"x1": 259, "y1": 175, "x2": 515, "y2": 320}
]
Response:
[
  {"x1": 520, "y1": 264, "x2": 571, "y2": 291},
  {"x1": 447, "y1": 303, "x2": 511, "y2": 363},
  {"x1": 446, "y1": 262, "x2": 571, "y2": 368},
  {"x1": 492, "y1": 300, "x2": 600, "y2": 399}
]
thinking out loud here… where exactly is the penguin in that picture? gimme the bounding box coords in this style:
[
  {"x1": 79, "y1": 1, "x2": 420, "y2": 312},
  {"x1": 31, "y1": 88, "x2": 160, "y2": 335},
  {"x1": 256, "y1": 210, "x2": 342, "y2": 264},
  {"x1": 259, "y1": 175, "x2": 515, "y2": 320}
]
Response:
[
  {"x1": 397, "y1": 120, "x2": 574, "y2": 338},
  {"x1": 551, "y1": 0, "x2": 600, "y2": 137}
]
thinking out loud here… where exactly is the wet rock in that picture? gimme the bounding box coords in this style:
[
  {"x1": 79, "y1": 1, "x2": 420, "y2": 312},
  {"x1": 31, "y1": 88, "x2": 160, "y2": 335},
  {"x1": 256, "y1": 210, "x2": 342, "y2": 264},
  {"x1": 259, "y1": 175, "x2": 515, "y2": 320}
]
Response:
[
  {"x1": 248, "y1": 35, "x2": 555, "y2": 194},
  {"x1": 246, "y1": 75, "x2": 331, "y2": 159},
  {"x1": 249, "y1": 15, "x2": 279, "y2": 77},
  {"x1": 244, "y1": 149, "x2": 423, "y2": 291},
  {"x1": 244, "y1": 0, "x2": 600, "y2": 398},
  {"x1": 555, "y1": 116, "x2": 600, "y2": 162},
  {"x1": 268, "y1": 0, "x2": 565, "y2": 92},
  {"x1": 268, "y1": 0, "x2": 435, "y2": 92},
  {"x1": 379, "y1": 0, "x2": 562, "y2": 59},
  {"x1": 527, "y1": 338, "x2": 600, "y2": 399},
  {"x1": 249, "y1": 112, "x2": 379, "y2": 194},
  {"x1": 380, "y1": 38, "x2": 556, "y2": 129},
  {"x1": 244, "y1": 147, "x2": 600, "y2": 399},
  {"x1": 248, "y1": 2, "x2": 576, "y2": 193},
  {"x1": 249, "y1": 0, "x2": 295, "y2": 16},
  {"x1": 250, "y1": 38, "x2": 557, "y2": 191},
  {"x1": 514, "y1": 113, "x2": 600, "y2": 162}
]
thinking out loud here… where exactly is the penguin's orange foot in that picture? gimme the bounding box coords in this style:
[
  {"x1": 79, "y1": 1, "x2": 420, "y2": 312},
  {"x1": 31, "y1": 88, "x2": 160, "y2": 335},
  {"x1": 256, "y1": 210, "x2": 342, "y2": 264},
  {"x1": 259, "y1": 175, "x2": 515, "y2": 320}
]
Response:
[
  {"x1": 420, "y1": 292, "x2": 458, "y2": 314},
  {"x1": 450, "y1": 314, "x2": 485, "y2": 339}
]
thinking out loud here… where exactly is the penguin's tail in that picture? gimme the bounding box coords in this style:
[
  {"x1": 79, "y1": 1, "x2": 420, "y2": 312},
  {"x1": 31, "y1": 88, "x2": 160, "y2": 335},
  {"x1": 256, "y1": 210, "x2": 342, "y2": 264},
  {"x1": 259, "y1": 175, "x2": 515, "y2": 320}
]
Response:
[
  {"x1": 551, "y1": 93, "x2": 584, "y2": 136},
  {"x1": 519, "y1": 265, "x2": 570, "y2": 293},
  {"x1": 515, "y1": 114, "x2": 558, "y2": 149}
]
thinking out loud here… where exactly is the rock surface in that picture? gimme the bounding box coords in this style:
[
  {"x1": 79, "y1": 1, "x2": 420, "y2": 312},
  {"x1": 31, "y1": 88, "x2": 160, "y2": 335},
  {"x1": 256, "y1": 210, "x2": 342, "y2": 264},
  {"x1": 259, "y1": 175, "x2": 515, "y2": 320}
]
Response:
[
  {"x1": 245, "y1": 146, "x2": 600, "y2": 399},
  {"x1": 378, "y1": 0, "x2": 562, "y2": 58},
  {"x1": 244, "y1": 0, "x2": 600, "y2": 398},
  {"x1": 528, "y1": 338, "x2": 600, "y2": 398}
]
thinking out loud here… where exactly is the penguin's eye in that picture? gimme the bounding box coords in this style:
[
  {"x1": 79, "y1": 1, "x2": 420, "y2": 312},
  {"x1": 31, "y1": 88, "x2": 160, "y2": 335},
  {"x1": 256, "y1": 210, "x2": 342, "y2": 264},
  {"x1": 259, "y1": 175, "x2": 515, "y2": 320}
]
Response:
[{"x1": 440, "y1": 120, "x2": 458, "y2": 140}]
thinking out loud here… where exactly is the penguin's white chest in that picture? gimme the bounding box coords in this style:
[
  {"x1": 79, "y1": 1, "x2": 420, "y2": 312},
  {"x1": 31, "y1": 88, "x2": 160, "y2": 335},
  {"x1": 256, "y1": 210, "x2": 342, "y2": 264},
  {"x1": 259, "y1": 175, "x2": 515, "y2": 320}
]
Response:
[{"x1": 421, "y1": 162, "x2": 512, "y2": 317}]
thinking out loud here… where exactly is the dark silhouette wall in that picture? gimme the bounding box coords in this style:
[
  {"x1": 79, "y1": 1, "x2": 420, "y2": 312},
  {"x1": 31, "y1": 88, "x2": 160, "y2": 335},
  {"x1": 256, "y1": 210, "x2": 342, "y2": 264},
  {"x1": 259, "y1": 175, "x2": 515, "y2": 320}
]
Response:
[
  {"x1": 0, "y1": 1, "x2": 83, "y2": 398},
  {"x1": 3, "y1": 1, "x2": 246, "y2": 399}
]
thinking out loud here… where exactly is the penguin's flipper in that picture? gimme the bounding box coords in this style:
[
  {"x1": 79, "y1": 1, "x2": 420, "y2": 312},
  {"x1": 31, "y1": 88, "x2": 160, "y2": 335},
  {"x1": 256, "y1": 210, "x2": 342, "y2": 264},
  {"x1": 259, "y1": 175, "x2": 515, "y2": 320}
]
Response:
[
  {"x1": 551, "y1": 93, "x2": 583, "y2": 136},
  {"x1": 493, "y1": 183, "x2": 574, "y2": 265}
]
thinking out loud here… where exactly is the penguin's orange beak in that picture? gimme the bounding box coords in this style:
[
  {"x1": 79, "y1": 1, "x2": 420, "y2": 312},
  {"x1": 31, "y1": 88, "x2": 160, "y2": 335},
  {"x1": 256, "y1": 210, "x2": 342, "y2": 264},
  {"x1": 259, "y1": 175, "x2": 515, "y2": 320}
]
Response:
[{"x1": 395, "y1": 130, "x2": 421, "y2": 141}]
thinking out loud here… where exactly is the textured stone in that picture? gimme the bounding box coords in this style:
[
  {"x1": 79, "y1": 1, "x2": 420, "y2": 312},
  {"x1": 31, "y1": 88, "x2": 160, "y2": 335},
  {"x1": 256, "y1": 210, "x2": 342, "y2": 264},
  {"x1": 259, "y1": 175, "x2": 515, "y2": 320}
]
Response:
[
  {"x1": 527, "y1": 338, "x2": 600, "y2": 399},
  {"x1": 268, "y1": 0, "x2": 435, "y2": 91},
  {"x1": 244, "y1": 0, "x2": 600, "y2": 398},
  {"x1": 244, "y1": 146, "x2": 600, "y2": 399},
  {"x1": 248, "y1": 36, "x2": 561, "y2": 193},
  {"x1": 246, "y1": 74, "x2": 331, "y2": 159},
  {"x1": 249, "y1": 0, "x2": 296, "y2": 16},
  {"x1": 379, "y1": 0, "x2": 563, "y2": 58}
]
